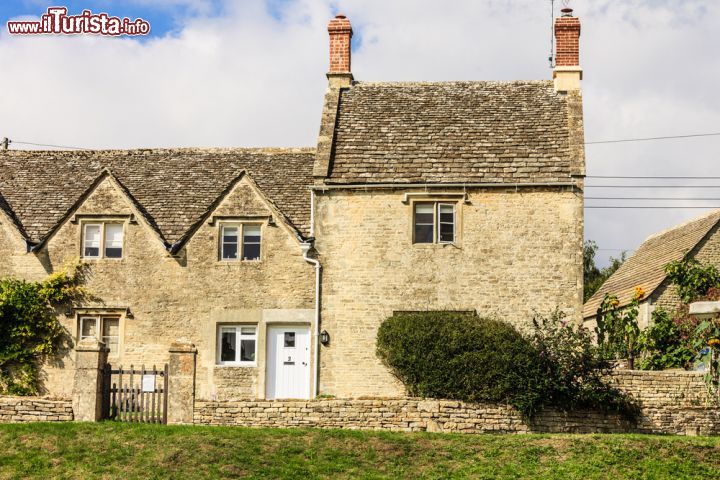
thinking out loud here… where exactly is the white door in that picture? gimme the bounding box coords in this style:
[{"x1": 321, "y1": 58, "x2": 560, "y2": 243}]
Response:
[{"x1": 266, "y1": 326, "x2": 311, "y2": 399}]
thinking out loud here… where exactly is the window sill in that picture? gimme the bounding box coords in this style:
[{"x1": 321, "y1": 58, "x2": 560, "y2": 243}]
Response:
[
  {"x1": 215, "y1": 363, "x2": 257, "y2": 368},
  {"x1": 412, "y1": 243, "x2": 459, "y2": 248},
  {"x1": 81, "y1": 257, "x2": 125, "y2": 262},
  {"x1": 216, "y1": 260, "x2": 262, "y2": 265}
]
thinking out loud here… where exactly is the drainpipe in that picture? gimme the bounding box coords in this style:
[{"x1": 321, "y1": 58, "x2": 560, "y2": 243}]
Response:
[{"x1": 300, "y1": 239, "x2": 321, "y2": 398}]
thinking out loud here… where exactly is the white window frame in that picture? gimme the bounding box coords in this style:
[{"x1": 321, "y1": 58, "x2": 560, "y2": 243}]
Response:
[
  {"x1": 220, "y1": 225, "x2": 240, "y2": 261},
  {"x1": 79, "y1": 316, "x2": 99, "y2": 341},
  {"x1": 413, "y1": 202, "x2": 457, "y2": 245},
  {"x1": 78, "y1": 315, "x2": 121, "y2": 357},
  {"x1": 81, "y1": 222, "x2": 124, "y2": 259},
  {"x1": 216, "y1": 324, "x2": 257, "y2": 366},
  {"x1": 219, "y1": 223, "x2": 262, "y2": 262},
  {"x1": 437, "y1": 203, "x2": 456, "y2": 244},
  {"x1": 82, "y1": 224, "x2": 102, "y2": 259}
]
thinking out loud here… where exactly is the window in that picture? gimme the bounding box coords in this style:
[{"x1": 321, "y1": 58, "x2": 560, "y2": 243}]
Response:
[
  {"x1": 78, "y1": 316, "x2": 121, "y2": 356},
  {"x1": 83, "y1": 224, "x2": 101, "y2": 258},
  {"x1": 82, "y1": 223, "x2": 124, "y2": 259},
  {"x1": 104, "y1": 224, "x2": 123, "y2": 258},
  {"x1": 284, "y1": 332, "x2": 296, "y2": 348},
  {"x1": 243, "y1": 225, "x2": 261, "y2": 260},
  {"x1": 217, "y1": 325, "x2": 257, "y2": 365},
  {"x1": 221, "y1": 226, "x2": 239, "y2": 260},
  {"x1": 102, "y1": 318, "x2": 120, "y2": 356},
  {"x1": 220, "y1": 224, "x2": 262, "y2": 261},
  {"x1": 413, "y1": 203, "x2": 456, "y2": 244}
]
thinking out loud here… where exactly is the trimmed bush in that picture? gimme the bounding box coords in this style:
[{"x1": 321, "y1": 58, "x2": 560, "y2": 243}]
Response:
[
  {"x1": 376, "y1": 311, "x2": 546, "y2": 416},
  {"x1": 376, "y1": 310, "x2": 638, "y2": 419}
]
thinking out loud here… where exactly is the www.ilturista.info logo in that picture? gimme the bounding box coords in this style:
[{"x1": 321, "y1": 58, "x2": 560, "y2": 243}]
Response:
[{"x1": 7, "y1": 7, "x2": 151, "y2": 36}]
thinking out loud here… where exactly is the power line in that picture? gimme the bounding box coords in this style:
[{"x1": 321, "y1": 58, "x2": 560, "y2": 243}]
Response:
[
  {"x1": 9, "y1": 140, "x2": 86, "y2": 150},
  {"x1": 586, "y1": 197, "x2": 720, "y2": 201},
  {"x1": 585, "y1": 206, "x2": 720, "y2": 209},
  {"x1": 586, "y1": 175, "x2": 720, "y2": 180},
  {"x1": 585, "y1": 132, "x2": 720, "y2": 145},
  {"x1": 585, "y1": 185, "x2": 720, "y2": 189}
]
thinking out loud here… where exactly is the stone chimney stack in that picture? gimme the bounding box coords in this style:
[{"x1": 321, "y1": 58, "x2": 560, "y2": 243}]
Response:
[
  {"x1": 553, "y1": 8, "x2": 582, "y2": 92},
  {"x1": 327, "y1": 13, "x2": 353, "y2": 87}
]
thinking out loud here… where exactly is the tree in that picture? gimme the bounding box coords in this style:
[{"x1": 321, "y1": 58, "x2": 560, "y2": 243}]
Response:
[{"x1": 584, "y1": 240, "x2": 627, "y2": 302}]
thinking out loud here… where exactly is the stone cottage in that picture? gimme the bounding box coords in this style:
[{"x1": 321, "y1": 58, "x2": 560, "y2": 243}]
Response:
[
  {"x1": 584, "y1": 210, "x2": 720, "y2": 328},
  {"x1": 0, "y1": 10, "x2": 586, "y2": 402}
]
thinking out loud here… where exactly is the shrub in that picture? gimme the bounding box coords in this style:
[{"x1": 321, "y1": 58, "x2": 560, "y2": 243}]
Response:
[
  {"x1": 0, "y1": 263, "x2": 87, "y2": 395},
  {"x1": 529, "y1": 311, "x2": 638, "y2": 417},
  {"x1": 376, "y1": 310, "x2": 638, "y2": 419},
  {"x1": 638, "y1": 309, "x2": 695, "y2": 370},
  {"x1": 595, "y1": 291, "x2": 643, "y2": 368},
  {"x1": 376, "y1": 311, "x2": 547, "y2": 416}
]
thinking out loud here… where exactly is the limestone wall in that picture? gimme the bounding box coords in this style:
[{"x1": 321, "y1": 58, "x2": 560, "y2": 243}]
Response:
[
  {"x1": 0, "y1": 397, "x2": 73, "y2": 423},
  {"x1": 194, "y1": 370, "x2": 720, "y2": 436},
  {"x1": 0, "y1": 176, "x2": 315, "y2": 401},
  {"x1": 314, "y1": 187, "x2": 583, "y2": 398}
]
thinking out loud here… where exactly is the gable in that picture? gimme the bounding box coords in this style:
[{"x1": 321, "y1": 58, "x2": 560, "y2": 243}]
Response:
[
  {"x1": 212, "y1": 178, "x2": 273, "y2": 218},
  {"x1": 37, "y1": 174, "x2": 168, "y2": 255},
  {"x1": 583, "y1": 210, "x2": 720, "y2": 318}
]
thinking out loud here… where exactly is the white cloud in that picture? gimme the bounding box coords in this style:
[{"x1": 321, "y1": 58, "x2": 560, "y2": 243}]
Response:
[{"x1": 1, "y1": 0, "x2": 719, "y2": 266}]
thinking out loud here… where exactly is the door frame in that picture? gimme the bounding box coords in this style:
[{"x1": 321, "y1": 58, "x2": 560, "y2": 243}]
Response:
[{"x1": 265, "y1": 324, "x2": 312, "y2": 400}]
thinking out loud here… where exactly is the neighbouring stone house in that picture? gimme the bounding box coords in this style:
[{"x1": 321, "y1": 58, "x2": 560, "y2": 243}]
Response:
[
  {"x1": 584, "y1": 210, "x2": 720, "y2": 329},
  {"x1": 0, "y1": 11, "x2": 586, "y2": 402}
]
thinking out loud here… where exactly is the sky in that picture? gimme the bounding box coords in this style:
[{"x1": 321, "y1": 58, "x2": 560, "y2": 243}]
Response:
[{"x1": 1, "y1": 0, "x2": 719, "y2": 268}]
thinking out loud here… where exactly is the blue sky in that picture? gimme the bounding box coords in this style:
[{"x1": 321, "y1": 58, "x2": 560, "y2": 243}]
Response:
[{"x1": 1, "y1": 0, "x2": 224, "y2": 37}]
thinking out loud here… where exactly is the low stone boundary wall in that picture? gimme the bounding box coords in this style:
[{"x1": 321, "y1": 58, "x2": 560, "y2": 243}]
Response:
[
  {"x1": 0, "y1": 397, "x2": 73, "y2": 423},
  {"x1": 608, "y1": 369, "x2": 711, "y2": 408},
  {"x1": 194, "y1": 370, "x2": 720, "y2": 435}
]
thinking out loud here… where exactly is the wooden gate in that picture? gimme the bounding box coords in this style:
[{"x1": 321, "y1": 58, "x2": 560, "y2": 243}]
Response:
[{"x1": 102, "y1": 365, "x2": 168, "y2": 424}]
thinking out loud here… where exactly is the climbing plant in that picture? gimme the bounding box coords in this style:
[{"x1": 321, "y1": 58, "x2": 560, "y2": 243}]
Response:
[
  {"x1": 0, "y1": 263, "x2": 87, "y2": 395},
  {"x1": 595, "y1": 288, "x2": 643, "y2": 368},
  {"x1": 665, "y1": 258, "x2": 720, "y2": 303}
]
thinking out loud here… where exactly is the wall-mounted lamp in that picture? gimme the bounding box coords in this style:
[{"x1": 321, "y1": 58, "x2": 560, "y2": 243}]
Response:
[{"x1": 320, "y1": 330, "x2": 330, "y2": 346}]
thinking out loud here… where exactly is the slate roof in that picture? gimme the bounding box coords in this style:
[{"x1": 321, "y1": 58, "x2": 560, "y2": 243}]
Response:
[
  {"x1": 0, "y1": 148, "x2": 315, "y2": 246},
  {"x1": 583, "y1": 210, "x2": 720, "y2": 318},
  {"x1": 327, "y1": 81, "x2": 577, "y2": 184}
]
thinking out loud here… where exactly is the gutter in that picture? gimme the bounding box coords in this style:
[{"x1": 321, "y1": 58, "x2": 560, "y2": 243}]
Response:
[
  {"x1": 299, "y1": 237, "x2": 321, "y2": 399},
  {"x1": 310, "y1": 181, "x2": 580, "y2": 191}
]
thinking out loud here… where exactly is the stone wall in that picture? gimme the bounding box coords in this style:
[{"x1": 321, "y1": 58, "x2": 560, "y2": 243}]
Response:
[
  {"x1": 194, "y1": 370, "x2": 720, "y2": 436},
  {"x1": 314, "y1": 187, "x2": 583, "y2": 398},
  {"x1": 0, "y1": 397, "x2": 73, "y2": 423},
  {"x1": 0, "y1": 175, "x2": 315, "y2": 401}
]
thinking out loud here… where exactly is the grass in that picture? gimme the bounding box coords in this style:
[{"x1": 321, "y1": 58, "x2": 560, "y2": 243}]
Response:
[{"x1": 0, "y1": 423, "x2": 719, "y2": 479}]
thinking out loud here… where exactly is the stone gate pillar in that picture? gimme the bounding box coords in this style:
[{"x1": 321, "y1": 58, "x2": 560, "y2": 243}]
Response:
[
  {"x1": 72, "y1": 338, "x2": 108, "y2": 422},
  {"x1": 167, "y1": 341, "x2": 197, "y2": 425}
]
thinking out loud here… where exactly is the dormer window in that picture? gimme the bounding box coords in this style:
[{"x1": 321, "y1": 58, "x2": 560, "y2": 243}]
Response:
[
  {"x1": 82, "y1": 223, "x2": 124, "y2": 259},
  {"x1": 220, "y1": 224, "x2": 262, "y2": 261}
]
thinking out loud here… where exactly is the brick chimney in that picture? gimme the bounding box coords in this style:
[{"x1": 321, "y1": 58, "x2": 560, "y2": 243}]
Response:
[
  {"x1": 327, "y1": 13, "x2": 353, "y2": 87},
  {"x1": 553, "y1": 8, "x2": 582, "y2": 92}
]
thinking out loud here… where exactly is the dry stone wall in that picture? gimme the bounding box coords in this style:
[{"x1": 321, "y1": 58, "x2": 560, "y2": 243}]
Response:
[
  {"x1": 194, "y1": 370, "x2": 720, "y2": 436},
  {"x1": 0, "y1": 397, "x2": 73, "y2": 423}
]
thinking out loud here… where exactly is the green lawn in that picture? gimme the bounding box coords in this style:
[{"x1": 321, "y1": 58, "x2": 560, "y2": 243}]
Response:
[{"x1": 0, "y1": 423, "x2": 718, "y2": 479}]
